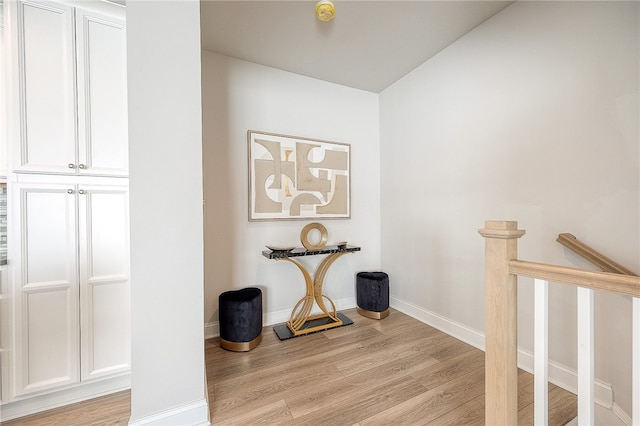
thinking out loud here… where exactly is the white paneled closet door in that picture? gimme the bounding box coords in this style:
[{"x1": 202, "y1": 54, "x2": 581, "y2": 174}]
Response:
[
  {"x1": 11, "y1": 183, "x2": 80, "y2": 397},
  {"x1": 75, "y1": 10, "x2": 128, "y2": 177},
  {"x1": 11, "y1": 1, "x2": 77, "y2": 174},
  {"x1": 78, "y1": 185, "x2": 130, "y2": 381}
]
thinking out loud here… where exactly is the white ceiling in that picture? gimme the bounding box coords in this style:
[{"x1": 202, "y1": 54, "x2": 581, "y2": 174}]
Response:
[{"x1": 200, "y1": 1, "x2": 514, "y2": 93}]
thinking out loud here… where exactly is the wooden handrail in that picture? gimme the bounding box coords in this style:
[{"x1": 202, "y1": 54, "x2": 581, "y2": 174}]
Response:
[
  {"x1": 510, "y1": 259, "x2": 640, "y2": 297},
  {"x1": 557, "y1": 233, "x2": 637, "y2": 276}
]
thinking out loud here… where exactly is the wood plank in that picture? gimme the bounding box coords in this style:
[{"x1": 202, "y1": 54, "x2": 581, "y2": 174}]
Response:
[
  {"x1": 360, "y1": 363, "x2": 486, "y2": 425},
  {"x1": 293, "y1": 375, "x2": 428, "y2": 425},
  {"x1": 428, "y1": 393, "x2": 485, "y2": 425},
  {"x1": 411, "y1": 348, "x2": 485, "y2": 391},
  {"x1": 284, "y1": 352, "x2": 435, "y2": 419},
  {"x1": 212, "y1": 399, "x2": 293, "y2": 425}
]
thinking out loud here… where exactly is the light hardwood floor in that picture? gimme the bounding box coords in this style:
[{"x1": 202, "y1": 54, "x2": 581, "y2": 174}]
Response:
[{"x1": 3, "y1": 308, "x2": 577, "y2": 425}]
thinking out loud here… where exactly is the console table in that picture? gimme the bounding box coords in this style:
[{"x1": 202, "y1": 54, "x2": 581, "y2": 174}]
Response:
[{"x1": 263, "y1": 244, "x2": 361, "y2": 337}]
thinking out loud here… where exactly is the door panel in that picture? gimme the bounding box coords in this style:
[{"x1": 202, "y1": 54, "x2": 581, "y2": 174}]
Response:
[
  {"x1": 78, "y1": 186, "x2": 130, "y2": 380},
  {"x1": 23, "y1": 190, "x2": 76, "y2": 285},
  {"x1": 76, "y1": 10, "x2": 128, "y2": 176},
  {"x1": 22, "y1": 288, "x2": 78, "y2": 392},
  {"x1": 16, "y1": 1, "x2": 76, "y2": 174},
  {"x1": 12, "y1": 183, "x2": 79, "y2": 396}
]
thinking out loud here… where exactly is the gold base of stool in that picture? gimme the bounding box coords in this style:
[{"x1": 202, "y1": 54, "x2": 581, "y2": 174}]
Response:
[
  {"x1": 220, "y1": 333, "x2": 262, "y2": 352},
  {"x1": 357, "y1": 307, "x2": 390, "y2": 320}
]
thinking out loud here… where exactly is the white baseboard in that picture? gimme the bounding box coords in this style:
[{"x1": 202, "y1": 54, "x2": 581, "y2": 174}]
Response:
[
  {"x1": 567, "y1": 403, "x2": 632, "y2": 426},
  {"x1": 0, "y1": 374, "x2": 131, "y2": 422},
  {"x1": 390, "y1": 296, "x2": 486, "y2": 350},
  {"x1": 128, "y1": 398, "x2": 210, "y2": 426},
  {"x1": 612, "y1": 403, "x2": 632, "y2": 426},
  {"x1": 204, "y1": 321, "x2": 219, "y2": 340}
]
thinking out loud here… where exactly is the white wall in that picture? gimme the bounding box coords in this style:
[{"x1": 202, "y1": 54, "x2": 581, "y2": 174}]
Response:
[
  {"x1": 127, "y1": 1, "x2": 208, "y2": 424},
  {"x1": 380, "y1": 0, "x2": 638, "y2": 418},
  {"x1": 201, "y1": 52, "x2": 380, "y2": 328}
]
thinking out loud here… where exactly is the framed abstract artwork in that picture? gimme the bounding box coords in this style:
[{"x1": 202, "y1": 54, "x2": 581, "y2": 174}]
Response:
[{"x1": 248, "y1": 130, "x2": 351, "y2": 221}]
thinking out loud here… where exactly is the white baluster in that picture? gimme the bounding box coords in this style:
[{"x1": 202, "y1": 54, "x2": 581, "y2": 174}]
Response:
[
  {"x1": 577, "y1": 287, "x2": 594, "y2": 425},
  {"x1": 534, "y1": 278, "x2": 549, "y2": 426}
]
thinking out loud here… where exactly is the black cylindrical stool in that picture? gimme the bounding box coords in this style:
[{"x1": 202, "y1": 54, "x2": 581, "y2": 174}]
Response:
[
  {"x1": 219, "y1": 287, "x2": 263, "y2": 351},
  {"x1": 356, "y1": 272, "x2": 390, "y2": 319}
]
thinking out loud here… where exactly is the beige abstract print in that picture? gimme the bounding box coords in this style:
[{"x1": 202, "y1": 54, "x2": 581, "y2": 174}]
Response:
[{"x1": 248, "y1": 131, "x2": 350, "y2": 221}]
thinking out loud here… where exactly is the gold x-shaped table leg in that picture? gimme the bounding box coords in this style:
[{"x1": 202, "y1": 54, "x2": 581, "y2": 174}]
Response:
[{"x1": 280, "y1": 251, "x2": 352, "y2": 336}]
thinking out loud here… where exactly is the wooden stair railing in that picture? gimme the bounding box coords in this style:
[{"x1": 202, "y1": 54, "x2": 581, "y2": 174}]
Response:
[
  {"x1": 556, "y1": 233, "x2": 637, "y2": 276},
  {"x1": 556, "y1": 232, "x2": 638, "y2": 425},
  {"x1": 479, "y1": 221, "x2": 640, "y2": 425}
]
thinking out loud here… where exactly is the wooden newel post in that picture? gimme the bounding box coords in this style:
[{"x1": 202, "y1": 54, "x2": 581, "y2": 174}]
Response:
[{"x1": 478, "y1": 220, "x2": 526, "y2": 426}]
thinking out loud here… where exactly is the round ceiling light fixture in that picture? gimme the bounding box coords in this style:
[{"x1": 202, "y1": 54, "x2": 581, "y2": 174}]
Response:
[{"x1": 315, "y1": 0, "x2": 335, "y2": 22}]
